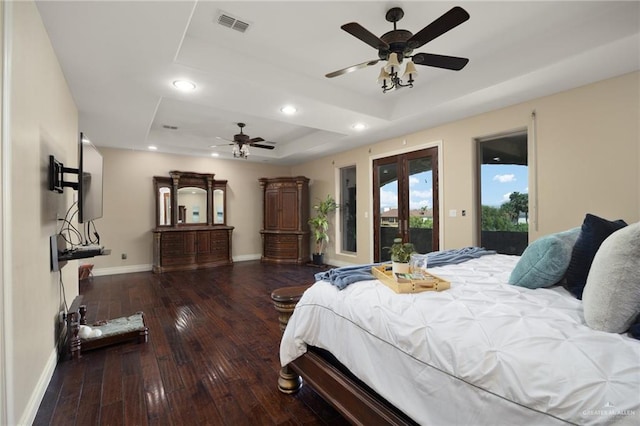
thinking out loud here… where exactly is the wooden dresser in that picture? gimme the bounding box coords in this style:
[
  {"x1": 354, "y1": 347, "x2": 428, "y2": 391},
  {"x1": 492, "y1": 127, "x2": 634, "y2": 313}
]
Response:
[
  {"x1": 152, "y1": 226, "x2": 233, "y2": 273},
  {"x1": 259, "y1": 176, "x2": 309, "y2": 264},
  {"x1": 152, "y1": 171, "x2": 233, "y2": 273}
]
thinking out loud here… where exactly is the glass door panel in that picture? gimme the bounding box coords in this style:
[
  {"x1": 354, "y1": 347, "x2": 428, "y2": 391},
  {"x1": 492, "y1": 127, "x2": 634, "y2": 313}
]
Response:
[
  {"x1": 407, "y1": 156, "x2": 435, "y2": 254},
  {"x1": 375, "y1": 160, "x2": 399, "y2": 261}
]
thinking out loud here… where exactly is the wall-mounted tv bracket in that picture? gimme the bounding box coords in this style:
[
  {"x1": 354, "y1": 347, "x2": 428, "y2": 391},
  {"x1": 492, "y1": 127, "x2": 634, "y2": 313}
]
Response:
[{"x1": 49, "y1": 155, "x2": 78, "y2": 193}]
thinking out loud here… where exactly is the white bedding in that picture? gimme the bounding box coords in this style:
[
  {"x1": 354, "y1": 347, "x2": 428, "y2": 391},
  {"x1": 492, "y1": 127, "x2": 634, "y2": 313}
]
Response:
[{"x1": 280, "y1": 254, "x2": 640, "y2": 425}]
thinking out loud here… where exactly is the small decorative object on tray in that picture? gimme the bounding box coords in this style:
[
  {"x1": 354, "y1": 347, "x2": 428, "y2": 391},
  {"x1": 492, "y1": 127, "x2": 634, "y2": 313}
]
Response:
[{"x1": 372, "y1": 265, "x2": 450, "y2": 293}]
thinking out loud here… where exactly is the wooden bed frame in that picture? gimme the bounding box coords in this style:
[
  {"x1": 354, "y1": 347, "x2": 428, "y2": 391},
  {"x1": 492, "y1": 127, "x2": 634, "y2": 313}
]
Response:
[{"x1": 272, "y1": 286, "x2": 416, "y2": 426}]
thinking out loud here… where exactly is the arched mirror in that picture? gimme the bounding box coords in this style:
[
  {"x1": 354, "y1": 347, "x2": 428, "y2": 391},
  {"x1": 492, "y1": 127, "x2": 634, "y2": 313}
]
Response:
[
  {"x1": 154, "y1": 177, "x2": 172, "y2": 227},
  {"x1": 153, "y1": 171, "x2": 227, "y2": 228},
  {"x1": 177, "y1": 187, "x2": 207, "y2": 224},
  {"x1": 213, "y1": 188, "x2": 225, "y2": 224}
]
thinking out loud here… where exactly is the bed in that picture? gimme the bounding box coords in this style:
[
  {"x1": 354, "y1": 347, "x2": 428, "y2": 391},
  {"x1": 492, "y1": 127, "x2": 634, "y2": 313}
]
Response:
[{"x1": 273, "y1": 252, "x2": 640, "y2": 425}]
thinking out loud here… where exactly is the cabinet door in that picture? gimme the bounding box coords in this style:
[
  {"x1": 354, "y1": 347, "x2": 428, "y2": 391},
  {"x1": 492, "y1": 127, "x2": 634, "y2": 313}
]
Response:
[
  {"x1": 161, "y1": 232, "x2": 196, "y2": 266},
  {"x1": 279, "y1": 187, "x2": 299, "y2": 231},
  {"x1": 264, "y1": 188, "x2": 280, "y2": 230},
  {"x1": 184, "y1": 232, "x2": 197, "y2": 254},
  {"x1": 197, "y1": 230, "x2": 229, "y2": 263},
  {"x1": 197, "y1": 231, "x2": 210, "y2": 254},
  {"x1": 209, "y1": 229, "x2": 229, "y2": 261}
]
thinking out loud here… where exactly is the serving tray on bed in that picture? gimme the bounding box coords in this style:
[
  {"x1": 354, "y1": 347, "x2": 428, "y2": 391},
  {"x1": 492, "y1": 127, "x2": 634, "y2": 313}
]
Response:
[{"x1": 372, "y1": 265, "x2": 450, "y2": 293}]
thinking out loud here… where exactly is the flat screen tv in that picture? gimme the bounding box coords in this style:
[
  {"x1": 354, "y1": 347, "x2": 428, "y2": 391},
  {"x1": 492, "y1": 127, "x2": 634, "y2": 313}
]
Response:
[{"x1": 78, "y1": 132, "x2": 104, "y2": 223}]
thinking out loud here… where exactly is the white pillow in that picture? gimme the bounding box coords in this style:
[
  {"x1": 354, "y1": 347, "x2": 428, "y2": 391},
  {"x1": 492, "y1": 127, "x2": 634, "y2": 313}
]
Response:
[{"x1": 583, "y1": 222, "x2": 640, "y2": 333}]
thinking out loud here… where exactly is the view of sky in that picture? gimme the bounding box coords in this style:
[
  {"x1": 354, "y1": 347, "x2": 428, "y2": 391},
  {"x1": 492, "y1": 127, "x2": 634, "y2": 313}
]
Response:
[
  {"x1": 379, "y1": 165, "x2": 528, "y2": 212},
  {"x1": 380, "y1": 170, "x2": 433, "y2": 212},
  {"x1": 481, "y1": 164, "x2": 528, "y2": 207}
]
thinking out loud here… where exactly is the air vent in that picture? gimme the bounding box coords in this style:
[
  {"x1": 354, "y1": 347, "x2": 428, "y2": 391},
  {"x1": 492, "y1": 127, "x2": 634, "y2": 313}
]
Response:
[
  {"x1": 215, "y1": 10, "x2": 251, "y2": 33},
  {"x1": 162, "y1": 125, "x2": 178, "y2": 130}
]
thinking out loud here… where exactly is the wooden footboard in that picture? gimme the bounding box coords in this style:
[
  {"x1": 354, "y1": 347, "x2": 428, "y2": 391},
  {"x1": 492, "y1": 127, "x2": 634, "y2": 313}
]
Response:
[{"x1": 271, "y1": 286, "x2": 416, "y2": 425}]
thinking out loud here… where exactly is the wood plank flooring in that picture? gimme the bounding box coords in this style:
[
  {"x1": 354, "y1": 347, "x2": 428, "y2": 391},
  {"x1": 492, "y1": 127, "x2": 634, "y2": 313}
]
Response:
[{"x1": 34, "y1": 261, "x2": 349, "y2": 426}]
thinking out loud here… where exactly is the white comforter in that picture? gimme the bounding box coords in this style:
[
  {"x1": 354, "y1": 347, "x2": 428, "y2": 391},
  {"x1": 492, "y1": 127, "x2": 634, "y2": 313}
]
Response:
[{"x1": 280, "y1": 254, "x2": 640, "y2": 425}]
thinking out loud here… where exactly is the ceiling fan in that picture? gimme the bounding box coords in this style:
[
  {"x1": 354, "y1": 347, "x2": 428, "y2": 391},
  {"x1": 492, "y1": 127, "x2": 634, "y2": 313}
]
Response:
[
  {"x1": 215, "y1": 123, "x2": 275, "y2": 158},
  {"x1": 326, "y1": 6, "x2": 470, "y2": 92}
]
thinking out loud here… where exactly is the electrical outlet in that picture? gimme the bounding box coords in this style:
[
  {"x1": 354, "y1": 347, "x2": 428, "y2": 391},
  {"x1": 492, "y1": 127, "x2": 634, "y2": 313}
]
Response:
[{"x1": 121, "y1": 253, "x2": 127, "y2": 260}]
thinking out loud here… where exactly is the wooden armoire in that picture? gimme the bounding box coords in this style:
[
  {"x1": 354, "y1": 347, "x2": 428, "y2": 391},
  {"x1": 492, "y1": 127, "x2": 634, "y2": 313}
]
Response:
[{"x1": 259, "y1": 176, "x2": 309, "y2": 264}]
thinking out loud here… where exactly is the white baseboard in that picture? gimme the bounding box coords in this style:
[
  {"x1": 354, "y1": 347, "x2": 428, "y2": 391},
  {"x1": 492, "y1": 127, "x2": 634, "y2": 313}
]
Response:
[
  {"x1": 18, "y1": 348, "x2": 57, "y2": 426},
  {"x1": 233, "y1": 253, "x2": 261, "y2": 262},
  {"x1": 90, "y1": 256, "x2": 264, "y2": 277},
  {"x1": 92, "y1": 264, "x2": 153, "y2": 276}
]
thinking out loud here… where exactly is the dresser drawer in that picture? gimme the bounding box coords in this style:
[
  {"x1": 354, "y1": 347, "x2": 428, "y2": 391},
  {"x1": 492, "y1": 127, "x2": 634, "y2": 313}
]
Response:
[{"x1": 264, "y1": 234, "x2": 298, "y2": 258}]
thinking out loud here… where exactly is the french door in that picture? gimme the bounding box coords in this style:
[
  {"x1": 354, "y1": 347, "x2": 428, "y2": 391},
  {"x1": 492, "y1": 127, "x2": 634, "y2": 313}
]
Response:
[{"x1": 373, "y1": 147, "x2": 439, "y2": 262}]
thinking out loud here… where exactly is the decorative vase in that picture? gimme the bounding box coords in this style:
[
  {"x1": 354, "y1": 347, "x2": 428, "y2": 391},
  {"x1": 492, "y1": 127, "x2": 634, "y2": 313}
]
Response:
[{"x1": 392, "y1": 261, "x2": 410, "y2": 274}]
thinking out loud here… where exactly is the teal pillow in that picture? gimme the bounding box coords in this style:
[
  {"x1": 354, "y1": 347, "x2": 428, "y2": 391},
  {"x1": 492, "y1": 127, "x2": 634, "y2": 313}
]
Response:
[{"x1": 509, "y1": 228, "x2": 580, "y2": 289}]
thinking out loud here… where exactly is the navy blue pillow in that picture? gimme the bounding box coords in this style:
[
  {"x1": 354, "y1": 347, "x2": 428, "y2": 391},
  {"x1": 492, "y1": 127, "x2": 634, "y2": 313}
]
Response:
[{"x1": 565, "y1": 214, "x2": 627, "y2": 299}]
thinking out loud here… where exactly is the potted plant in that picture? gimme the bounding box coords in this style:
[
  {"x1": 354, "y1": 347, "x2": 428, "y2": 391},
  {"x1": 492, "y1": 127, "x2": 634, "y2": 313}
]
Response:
[
  {"x1": 385, "y1": 237, "x2": 416, "y2": 274},
  {"x1": 308, "y1": 195, "x2": 338, "y2": 265}
]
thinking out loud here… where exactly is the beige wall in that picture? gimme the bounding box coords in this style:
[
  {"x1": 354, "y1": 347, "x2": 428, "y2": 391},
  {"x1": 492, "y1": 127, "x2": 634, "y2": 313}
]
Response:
[
  {"x1": 88, "y1": 148, "x2": 291, "y2": 272},
  {"x1": 3, "y1": 1, "x2": 79, "y2": 424},
  {"x1": 292, "y1": 72, "x2": 640, "y2": 266}
]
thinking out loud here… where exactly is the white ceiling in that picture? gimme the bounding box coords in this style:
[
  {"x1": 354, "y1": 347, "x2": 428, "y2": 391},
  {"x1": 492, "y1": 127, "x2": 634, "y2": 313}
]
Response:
[{"x1": 35, "y1": 1, "x2": 640, "y2": 165}]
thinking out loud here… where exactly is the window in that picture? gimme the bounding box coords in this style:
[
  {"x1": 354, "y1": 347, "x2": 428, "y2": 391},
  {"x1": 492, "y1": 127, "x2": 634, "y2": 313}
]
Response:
[{"x1": 339, "y1": 166, "x2": 357, "y2": 253}]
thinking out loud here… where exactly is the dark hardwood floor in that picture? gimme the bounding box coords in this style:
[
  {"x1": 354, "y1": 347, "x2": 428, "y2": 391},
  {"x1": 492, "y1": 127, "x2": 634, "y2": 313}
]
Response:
[{"x1": 34, "y1": 261, "x2": 349, "y2": 426}]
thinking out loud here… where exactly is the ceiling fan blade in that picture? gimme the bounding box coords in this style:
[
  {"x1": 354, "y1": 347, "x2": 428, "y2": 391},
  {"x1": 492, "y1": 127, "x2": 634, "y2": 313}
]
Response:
[
  {"x1": 412, "y1": 52, "x2": 469, "y2": 70},
  {"x1": 249, "y1": 137, "x2": 264, "y2": 143},
  {"x1": 341, "y1": 22, "x2": 389, "y2": 50},
  {"x1": 215, "y1": 136, "x2": 236, "y2": 144},
  {"x1": 250, "y1": 143, "x2": 275, "y2": 150},
  {"x1": 325, "y1": 59, "x2": 381, "y2": 78},
  {"x1": 407, "y1": 6, "x2": 470, "y2": 49}
]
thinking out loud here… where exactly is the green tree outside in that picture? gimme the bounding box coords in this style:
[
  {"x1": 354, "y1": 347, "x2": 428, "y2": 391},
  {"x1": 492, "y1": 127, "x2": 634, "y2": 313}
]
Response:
[
  {"x1": 482, "y1": 192, "x2": 528, "y2": 232},
  {"x1": 410, "y1": 216, "x2": 433, "y2": 229}
]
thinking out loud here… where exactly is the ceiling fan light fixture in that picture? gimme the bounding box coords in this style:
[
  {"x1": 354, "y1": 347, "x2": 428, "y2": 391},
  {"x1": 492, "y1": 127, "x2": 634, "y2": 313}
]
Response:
[
  {"x1": 384, "y1": 53, "x2": 401, "y2": 73},
  {"x1": 328, "y1": 6, "x2": 470, "y2": 94},
  {"x1": 377, "y1": 67, "x2": 390, "y2": 84},
  {"x1": 403, "y1": 60, "x2": 418, "y2": 79}
]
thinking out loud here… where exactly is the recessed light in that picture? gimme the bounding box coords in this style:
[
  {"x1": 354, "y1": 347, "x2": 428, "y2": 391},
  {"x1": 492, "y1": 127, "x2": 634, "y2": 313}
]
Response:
[
  {"x1": 352, "y1": 123, "x2": 367, "y2": 131},
  {"x1": 172, "y1": 80, "x2": 196, "y2": 91},
  {"x1": 280, "y1": 105, "x2": 297, "y2": 115},
  {"x1": 148, "y1": 145, "x2": 158, "y2": 150},
  {"x1": 211, "y1": 153, "x2": 219, "y2": 157}
]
